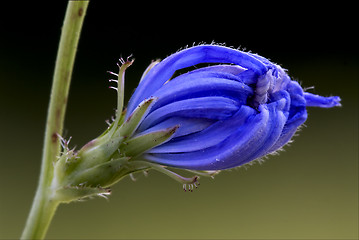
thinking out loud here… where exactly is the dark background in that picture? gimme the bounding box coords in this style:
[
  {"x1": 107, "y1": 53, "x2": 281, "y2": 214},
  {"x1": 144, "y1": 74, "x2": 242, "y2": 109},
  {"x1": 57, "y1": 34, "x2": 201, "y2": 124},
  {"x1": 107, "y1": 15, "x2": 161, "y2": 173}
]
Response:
[{"x1": 1, "y1": 1, "x2": 358, "y2": 239}]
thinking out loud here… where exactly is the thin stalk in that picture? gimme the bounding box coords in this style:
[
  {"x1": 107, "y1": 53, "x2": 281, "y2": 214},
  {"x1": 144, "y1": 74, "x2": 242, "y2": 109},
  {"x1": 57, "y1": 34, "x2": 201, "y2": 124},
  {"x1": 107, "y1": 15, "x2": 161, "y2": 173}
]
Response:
[{"x1": 21, "y1": 1, "x2": 89, "y2": 239}]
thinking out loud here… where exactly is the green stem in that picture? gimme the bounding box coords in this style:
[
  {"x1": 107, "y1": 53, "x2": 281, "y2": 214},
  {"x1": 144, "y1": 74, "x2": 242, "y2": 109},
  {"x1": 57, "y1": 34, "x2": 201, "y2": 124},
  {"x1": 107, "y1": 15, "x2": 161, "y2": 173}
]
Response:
[{"x1": 21, "y1": 1, "x2": 89, "y2": 239}]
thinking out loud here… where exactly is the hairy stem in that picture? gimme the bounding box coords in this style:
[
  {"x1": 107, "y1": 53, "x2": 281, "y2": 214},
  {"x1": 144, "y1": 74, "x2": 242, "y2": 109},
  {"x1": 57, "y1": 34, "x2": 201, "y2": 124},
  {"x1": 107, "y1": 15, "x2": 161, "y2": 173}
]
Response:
[{"x1": 21, "y1": 1, "x2": 89, "y2": 239}]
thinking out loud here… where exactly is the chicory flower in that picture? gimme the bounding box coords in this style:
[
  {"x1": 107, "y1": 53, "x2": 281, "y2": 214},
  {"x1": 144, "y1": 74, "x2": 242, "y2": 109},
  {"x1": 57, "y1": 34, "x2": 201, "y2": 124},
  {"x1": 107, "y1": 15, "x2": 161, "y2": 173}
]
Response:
[
  {"x1": 126, "y1": 45, "x2": 341, "y2": 170},
  {"x1": 52, "y1": 44, "x2": 341, "y2": 198}
]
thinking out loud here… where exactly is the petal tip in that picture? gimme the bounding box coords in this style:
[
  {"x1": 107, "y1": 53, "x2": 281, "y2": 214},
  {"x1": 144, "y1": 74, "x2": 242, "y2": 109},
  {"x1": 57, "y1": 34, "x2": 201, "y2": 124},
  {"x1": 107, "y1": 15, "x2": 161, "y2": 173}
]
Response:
[{"x1": 304, "y1": 93, "x2": 342, "y2": 108}]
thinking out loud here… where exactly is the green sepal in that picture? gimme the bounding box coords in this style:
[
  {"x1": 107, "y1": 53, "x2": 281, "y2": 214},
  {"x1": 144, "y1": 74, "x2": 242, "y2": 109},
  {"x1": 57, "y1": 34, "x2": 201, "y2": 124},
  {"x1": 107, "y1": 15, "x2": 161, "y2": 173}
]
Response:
[
  {"x1": 108, "y1": 59, "x2": 133, "y2": 137},
  {"x1": 139, "y1": 59, "x2": 160, "y2": 83},
  {"x1": 54, "y1": 185, "x2": 111, "y2": 203},
  {"x1": 53, "y1": 157, "x2": 151, "y2": 203},
  {"x1": 65, "y1": 157, "x2": 131, "y2": 188},
  {"x1": 116, "y1": 97, "x2": 157, "y2": 139},
  {"x1": 75, "y1": 134, "x2": 124, "y2": 171},
  {"x1": 120, "y1": 125, "x2": 179, "y2": 157},
  {"x1": 53, "y1": 150, "x2": 80, "y2": 183},
  {"x1": 97, "y1": 108, "x2": 127, "y2": 140}
]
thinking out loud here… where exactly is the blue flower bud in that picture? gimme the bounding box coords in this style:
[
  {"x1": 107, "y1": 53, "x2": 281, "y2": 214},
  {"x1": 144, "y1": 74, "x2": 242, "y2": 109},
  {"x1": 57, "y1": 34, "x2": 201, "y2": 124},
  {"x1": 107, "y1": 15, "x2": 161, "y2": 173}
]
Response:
[
  {"x1": 126, "y1": 45, "x2": 341, "y2": 170},
  {"x1": 52, "y1": 44, "x2": 341, "y2": 198}
]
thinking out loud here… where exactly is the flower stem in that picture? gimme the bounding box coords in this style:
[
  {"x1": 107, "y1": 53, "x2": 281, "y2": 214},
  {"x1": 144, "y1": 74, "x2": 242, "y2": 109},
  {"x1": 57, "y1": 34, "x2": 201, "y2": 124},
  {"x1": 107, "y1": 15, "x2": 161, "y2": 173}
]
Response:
[{"x1": 21, "y1": 1, "x2": 89, "y2": 239}]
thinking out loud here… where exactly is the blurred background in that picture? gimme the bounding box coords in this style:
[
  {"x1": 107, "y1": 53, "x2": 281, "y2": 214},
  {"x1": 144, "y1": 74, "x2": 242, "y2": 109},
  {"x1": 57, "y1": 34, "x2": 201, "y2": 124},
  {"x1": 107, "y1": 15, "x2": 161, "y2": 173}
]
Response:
[{"x1": 1, "y1": 1, "x2": 357, "y2": 239}]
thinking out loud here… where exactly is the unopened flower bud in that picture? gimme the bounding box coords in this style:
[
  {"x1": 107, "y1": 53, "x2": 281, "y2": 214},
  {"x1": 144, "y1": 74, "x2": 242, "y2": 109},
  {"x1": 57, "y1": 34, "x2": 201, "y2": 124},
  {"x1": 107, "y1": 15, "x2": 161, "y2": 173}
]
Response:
[{"x1": 51, "y1": 45, "x2": 341, "y2": 201}]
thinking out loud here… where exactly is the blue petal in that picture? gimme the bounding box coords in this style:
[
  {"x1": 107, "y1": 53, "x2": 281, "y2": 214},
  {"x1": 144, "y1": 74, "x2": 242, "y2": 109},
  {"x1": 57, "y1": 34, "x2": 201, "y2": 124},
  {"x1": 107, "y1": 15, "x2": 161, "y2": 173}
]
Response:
[
  {"x1": 267, "y1": 82, "x2": 307, "y2": 153},
  {"x1": 219, "y1": 100, "x2": 288, "y2": 169},
  {"x1": 147, "y1": 105, "x2": 256, "y2": 153},
  {"x1": 138, "y1": 97, "x2": 240, "y2": 131},
  {"x1": 183, "y1": 65, "x2": 260, "y2": 86},
  {"x1": 148, "y1": 71, "x2": 253, "y2": 112},
  {"x1": 126, "y1": 45, "x2": 268, "y2": 117},
  {"x1": 304, "y1": 93, "x2": 341, "y2": 108},
  {"x1": 285, "y1": 81, "x2": 306, "y2": 120},
  {"x1": 143, "y1": 100, "x2": 288, "y2": 170},
  {"x1": 185, "y1": 64, "x2": 247, "y2": 76},
  {"x1": 136, "y1": 117, "x2": 215, "y2": 138}
]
